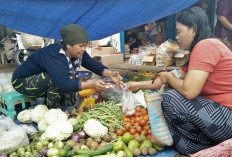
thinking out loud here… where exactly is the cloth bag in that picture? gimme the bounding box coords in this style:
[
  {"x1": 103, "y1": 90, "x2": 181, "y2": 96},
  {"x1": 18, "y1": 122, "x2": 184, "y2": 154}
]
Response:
[{"x1": 145, "y1": 92, "x2": 173, "y2": 146}]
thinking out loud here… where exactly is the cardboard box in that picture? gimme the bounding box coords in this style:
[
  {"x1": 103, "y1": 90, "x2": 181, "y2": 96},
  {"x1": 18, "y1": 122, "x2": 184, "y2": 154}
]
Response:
[
  {"x1": 174, "y1": 52, "x2": 189, "y2": 67},
  {"x1": 94, "y1": 53, "x2": 124, "y2": 66},
  {"x1": 142, "y1": 55, "x2": 155, "y2": 66},
  {"x1": 91, "y1": 47, "x2": 114, "y2": 57}
]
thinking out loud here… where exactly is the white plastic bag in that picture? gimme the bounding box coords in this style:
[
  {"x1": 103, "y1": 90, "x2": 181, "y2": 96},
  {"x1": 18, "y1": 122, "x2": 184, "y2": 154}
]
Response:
[
  {"x1": 0, "y1": 115, "x2": 29, "y2": 155},
  {"x1": 133, "y1": 90, "x2": 147, "y2": 108},
  {"x1": 121, "y1": 85, "x2": 135, "y2": 115}
]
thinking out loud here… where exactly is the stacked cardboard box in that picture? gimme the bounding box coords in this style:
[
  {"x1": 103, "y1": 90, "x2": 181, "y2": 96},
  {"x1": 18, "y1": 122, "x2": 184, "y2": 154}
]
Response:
[{"x1": 91, "y1": 47, "x2": 123, "y2": 66}]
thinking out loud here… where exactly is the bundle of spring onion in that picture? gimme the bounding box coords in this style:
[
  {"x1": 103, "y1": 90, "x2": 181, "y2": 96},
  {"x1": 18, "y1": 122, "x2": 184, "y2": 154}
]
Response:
[{"x1": 76, "y1": 101, "x2": 124, "y2": 130}]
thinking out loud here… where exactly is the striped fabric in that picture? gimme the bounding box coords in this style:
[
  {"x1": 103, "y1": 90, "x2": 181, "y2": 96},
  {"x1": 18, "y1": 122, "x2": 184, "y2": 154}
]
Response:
[
  {"x1": 161, "y1": 89, "x2": 232, "y2": 154},
  {"x1": 59, "y1": 48, "x2": 81, "y2": 79}
]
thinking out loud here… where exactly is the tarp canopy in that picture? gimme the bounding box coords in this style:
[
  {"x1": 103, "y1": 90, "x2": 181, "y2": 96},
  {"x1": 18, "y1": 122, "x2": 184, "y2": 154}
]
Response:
[{"x1": 0, "y1": 0, "x2": 199, "y2": 41}]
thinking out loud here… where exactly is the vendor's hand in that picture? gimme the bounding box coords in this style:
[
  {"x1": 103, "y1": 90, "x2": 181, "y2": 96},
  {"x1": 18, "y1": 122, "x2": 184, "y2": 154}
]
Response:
[
  {"x1": 91, "y1": 80, "x2": 106, "y2": 92},
  {"x1": 109, "y1": 71, "x2": 123, "y2": 86},
  {"x1": 159, "y1": 72, "x2": 170, "y2": 84},
  {"x1": 125, "y1": 81, "x2": 140, "y2": 91}
]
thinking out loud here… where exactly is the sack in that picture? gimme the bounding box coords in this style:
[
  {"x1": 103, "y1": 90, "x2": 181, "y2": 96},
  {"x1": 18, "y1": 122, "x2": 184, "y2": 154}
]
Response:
[
  {"x1": 0, "y1": 115, "x2": 29, "y2": 155},
  {"x1": 21, "y1": 33, "x2": 43, "y2": 50},
  {"x1": 145, "y1": 92, "x2": 173, "y2": 147}
]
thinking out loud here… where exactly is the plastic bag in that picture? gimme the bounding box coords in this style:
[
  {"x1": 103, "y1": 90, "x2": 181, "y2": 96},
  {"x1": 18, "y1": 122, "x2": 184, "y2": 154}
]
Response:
[
  {"x1": 156, "y1": 39, "x2": 179, "y2": 67},
  {"x1": 133, "y1": 90, "x2": 147, "y2": 108},
  {"x1": 145, "y1": 92, "x2": 173, "y2": 146},
  {"x1": 101, "y1": 83, "x2": 123, "y2": 104},
  {"x1": 0, "y1": 73, "x2": 15, "y2": 97},
  {"x1": 0, "y1": 115, "x2": 29, "y2": 155},
  {"x1": 121, "y1": 85, "x2": 135, "y2": 115}
]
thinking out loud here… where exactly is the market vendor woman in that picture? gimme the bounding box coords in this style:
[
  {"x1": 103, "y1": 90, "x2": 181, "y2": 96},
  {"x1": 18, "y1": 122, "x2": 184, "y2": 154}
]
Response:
[
  {"x1": 12, "y1": 24, "x2": 122, "y2": 108},
  {"x1": 126, "y1": 7, "x2": 232, "y2": 154}
]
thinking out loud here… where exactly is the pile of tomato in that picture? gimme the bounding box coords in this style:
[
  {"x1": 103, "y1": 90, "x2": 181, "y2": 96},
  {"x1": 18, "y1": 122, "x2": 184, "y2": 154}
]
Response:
[{"x1": 116, "y1": 107, "x2": 152, "y2": 140}]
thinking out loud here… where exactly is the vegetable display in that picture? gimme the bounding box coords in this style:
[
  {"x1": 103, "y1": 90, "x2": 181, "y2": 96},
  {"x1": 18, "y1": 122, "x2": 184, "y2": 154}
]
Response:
[
  {"x1": 76, "y1": 101, "x2": 124, "y2": 130},
  {"x1": 9, "y1": 86, "x2": 167, "y2": 156}
]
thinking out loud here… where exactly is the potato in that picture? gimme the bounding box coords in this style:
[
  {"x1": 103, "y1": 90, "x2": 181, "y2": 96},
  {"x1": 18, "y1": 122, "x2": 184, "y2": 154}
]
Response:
[
  {"x1": 94, "y1": 137, "x2": 102, "y2": 143},
  {"x1": 109, "y1": 127, "x2": 115, "y2": 133},
  {"x1": 66, "y1": 140, "x2": 76, "y2": 148},
  {"x1": 110, "y1": 133, "x2": 117, "y2": 140},
  {"x1": 90, "y1": 141, "x2": 99, "y2": 150},
  {"x1": 135, "y1": 136, "x2": 143, "y2": 143},
  {"x1": 86, "y1": 137, "x2": 94, "y2": 142},
  {"x1": 72, "y1": 144, "x2": 81, "y2": 150},
  {"x1": 103, "y1": 134, "x2": 111, "y2": 142},
  {"x1": 132, "y1": 148, "x2": 141, "y2": 156},
  {"x1": 141, "y1": 147, "x2": 148, "y2": 156},
  {"x1": 148, "y1": 147, "x2": 157, "y2": 155}
]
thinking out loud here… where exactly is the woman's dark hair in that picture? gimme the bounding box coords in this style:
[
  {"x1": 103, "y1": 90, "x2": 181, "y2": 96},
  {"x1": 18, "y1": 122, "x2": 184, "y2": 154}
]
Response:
[{"x1": 177, "y1": 7, "x2": 214, "y2": 56}]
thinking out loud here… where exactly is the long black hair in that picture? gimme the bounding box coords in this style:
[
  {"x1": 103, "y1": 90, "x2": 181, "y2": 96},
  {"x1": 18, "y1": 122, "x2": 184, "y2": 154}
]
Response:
[{"x1": 177, "y1": 7, "x2": 214, "y2": 65}]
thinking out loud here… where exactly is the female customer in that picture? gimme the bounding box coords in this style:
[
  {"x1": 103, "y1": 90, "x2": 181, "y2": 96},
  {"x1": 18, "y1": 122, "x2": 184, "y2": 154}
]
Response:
[{"x1": 126, "y1": 7, "x2": 232, "y2": 154}]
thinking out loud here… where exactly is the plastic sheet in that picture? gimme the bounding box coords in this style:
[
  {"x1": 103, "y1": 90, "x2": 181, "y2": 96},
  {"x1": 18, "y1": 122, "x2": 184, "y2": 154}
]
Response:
[{"x1": 0, "y1": 115, "x2": 29, "y2": 155}]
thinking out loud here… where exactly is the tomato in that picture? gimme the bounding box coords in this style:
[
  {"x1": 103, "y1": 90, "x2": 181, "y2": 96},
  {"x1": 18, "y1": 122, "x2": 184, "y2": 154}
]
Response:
[
  {"x1": 135, "y1": 117, "x2": 140, "y2": 123},
  {"x1": 116, "y1": 129, "x2": 125, "y2": 136},
  {"x1": 147, "y1": 129, "x2": 152, "y2": 135},
  {"x1": 135, "y1": 126, "x2": 142, "y2": 133},
  {"x1": 129, "y1": 128, "x2": 136, "y2": 135},
  {"x1": 130, "y1": 119, "x2": 135, "y2": 123},
  {"x1": 143, "y1": 125, "x2": 150, "y2": 130},
  {"x1": 134, "y1": 112, "x2": 140, "y2": 117},
  {"x1": 141, "y1": 130, "x2": 147, "y2": 136},
  {"x1": 124, "y1": 123, "x2": 132, "y2": 131},
  {"x1": 134, "y1": 133, "x2": 140, "y2": 139},
  {"x1": 126, "y1": 114, "x2": 133, "y2": 119},
  {"x1": 146, "y1": 134, "x2": 151, "y2": 140},
  {"x1": 144, "y1": 115, "x2": 149, "y2": 122},
  {"x1": 123, "y1": 118, "x2": 130, "y2": 123},
  {"x1": 139, "y1": 119, "x2": 146, "y2": 126},
  {"x1": 135, "y1": 107, "x2": 141, "y2": 112}
]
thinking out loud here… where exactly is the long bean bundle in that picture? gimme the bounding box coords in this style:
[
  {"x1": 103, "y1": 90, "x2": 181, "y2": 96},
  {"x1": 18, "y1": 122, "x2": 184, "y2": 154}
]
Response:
[{"x1": 76, "y1": 101, "x2": 124, "y2": 129}]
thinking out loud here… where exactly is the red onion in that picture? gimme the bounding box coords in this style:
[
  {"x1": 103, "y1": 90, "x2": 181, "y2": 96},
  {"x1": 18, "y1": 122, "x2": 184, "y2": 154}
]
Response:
[
  {"x1": 77, "y1": 130, "x2": 86, "y2": 139},
  {"x1": 72, "y1": 134, "x2": 81, "y2": 143},
  {"x1": 0, "y1": 154, "x2": 7, "y2": 157},
  {"x1": 41, "y1": 147, "x2": 48, "y2": 156}
]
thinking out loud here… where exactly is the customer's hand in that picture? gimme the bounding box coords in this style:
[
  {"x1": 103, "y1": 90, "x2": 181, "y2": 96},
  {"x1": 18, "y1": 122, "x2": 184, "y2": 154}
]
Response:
[
  {"x1": 159, "y1": 72, "x2": 170, "y2": 84},
  {"x1": 109, "y1": 71, "x2": 123, "y2": 86},
  {"x1": 125, "y1": 81, "x2": 140, "y2": 91},
  {"x1": 91, "y1": 80, "x2": 106, "y2": 92}
]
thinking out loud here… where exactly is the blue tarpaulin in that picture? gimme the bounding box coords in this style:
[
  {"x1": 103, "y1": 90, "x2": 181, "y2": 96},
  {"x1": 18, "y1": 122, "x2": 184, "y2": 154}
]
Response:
[{"x1": 0, "y1": 0, "x2": 199, "y2": 40}]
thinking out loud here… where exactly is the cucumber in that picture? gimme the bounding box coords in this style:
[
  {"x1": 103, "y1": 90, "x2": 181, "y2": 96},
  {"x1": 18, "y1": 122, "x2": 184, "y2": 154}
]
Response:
[
  {"x1": 73, "y1": 154, "x2": 91, "y2": 157},
  {"x1": 77, "y1": 145, "x2": 113, "y2": 156},
  {"x1": 67, "y1": 150, "x2": 78, "y2": 157}
]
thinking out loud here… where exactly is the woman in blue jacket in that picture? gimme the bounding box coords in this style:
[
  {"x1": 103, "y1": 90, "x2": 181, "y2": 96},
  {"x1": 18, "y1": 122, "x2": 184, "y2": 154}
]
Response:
[{"x1": 12, "y1": 24, "x2": 122, "y2": 108}]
